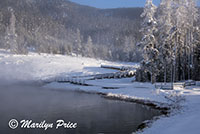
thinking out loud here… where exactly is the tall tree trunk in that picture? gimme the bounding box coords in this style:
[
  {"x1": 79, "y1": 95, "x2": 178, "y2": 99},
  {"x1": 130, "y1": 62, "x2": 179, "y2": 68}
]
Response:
[
  {"x1": 191, "y1": 31, "x2": 194, "y2": 80},
  {"x1": 173, "y1": 34, "x2": 177, "y2": 83},
  {"x1": 164, "y1": 62, "x2": 167, "y2": 84},
  {"x1": 188, "y1": 31, "x2": 191, "y2": 80},
  {"x1": 171, "y1": 63, "x2": 174, "y2": 90}
]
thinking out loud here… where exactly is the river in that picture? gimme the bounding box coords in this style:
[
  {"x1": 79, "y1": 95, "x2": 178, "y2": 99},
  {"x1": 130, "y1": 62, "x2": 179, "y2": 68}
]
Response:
[{"x1": 0, "y1": 82, "x2": 161, "y2": 134}]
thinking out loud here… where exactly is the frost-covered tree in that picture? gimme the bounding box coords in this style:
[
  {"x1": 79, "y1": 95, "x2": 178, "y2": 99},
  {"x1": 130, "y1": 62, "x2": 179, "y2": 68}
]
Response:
[
  {"x1": 185, "y1": 0, "x2": 198, "y2": 79},
  {"x1": 5, "y1": 9, "x2": 18, "y2": 53},
  {"x1": 139, "y1": 0, "x2": 159, "y2": 83},
  {"x1": 193, "y1": 27, "x2": 200, "y2": 80},
  {"x1": 157, "y1": 0, "x2": 174, "y2": 83},
  {"x1": 122, "y1": 36, "x2": 133, "y2": 61},
  {"x1": 137, "y1": 0, "x2": 199, "y2": 83},
  {"x1": 73, "y1": 29, "x2": 82, "y2": 56},
  {"x1": 0, "y1": 12, "x2": 3, "y2": 48},
  {"x1": 83, "y1": 36, "x2": 94, "y2": 57},
  {"x1": 0, "y1": 12, "x2": 2, "y2": 22},
  {"x1": 169, "y1": 0, "x2": 198, "y2": 81}
]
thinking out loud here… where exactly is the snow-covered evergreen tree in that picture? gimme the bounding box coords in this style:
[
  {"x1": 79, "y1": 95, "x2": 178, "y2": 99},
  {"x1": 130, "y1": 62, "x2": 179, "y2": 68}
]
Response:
[
  {"x1": 83, "y1": 36, "x2": 94, "y2": 57},
  {"x1": 137, "y1": 0, "x2": 199, "y2": 83},
  {"x1": 139, "y1": 0, "x2": 159, "y2": 83},
  {"x1": 122, "y1": 36, "x2": 135, "y2": 61}
]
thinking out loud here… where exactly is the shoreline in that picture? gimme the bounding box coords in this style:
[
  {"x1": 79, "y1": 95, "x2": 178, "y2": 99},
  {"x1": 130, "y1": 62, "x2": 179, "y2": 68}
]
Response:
[{"x1": 42, "y1": 82, "x2": 173, "y2": 133}]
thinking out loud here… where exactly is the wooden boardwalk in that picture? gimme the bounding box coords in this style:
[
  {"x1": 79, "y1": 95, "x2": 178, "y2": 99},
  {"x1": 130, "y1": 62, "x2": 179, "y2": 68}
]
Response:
[{"x1": 44, "y1": 65, "x2": 137, "y2": 86}]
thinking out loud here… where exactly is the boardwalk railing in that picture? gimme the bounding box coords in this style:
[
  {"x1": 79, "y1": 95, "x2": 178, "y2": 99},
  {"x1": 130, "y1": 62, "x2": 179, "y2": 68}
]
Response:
[
  {"x1": 44, "y1": 70, "x2": 136, "y2": 86},
  {"x1": 101, "y1": 65, "x2": 137, "y2": 71},
  {"x1": 43, "y1": 64, "x2": 137, "y2": 86},
  {"x1": 155, "y1": 80, "x2": 197, "y2": 90}
]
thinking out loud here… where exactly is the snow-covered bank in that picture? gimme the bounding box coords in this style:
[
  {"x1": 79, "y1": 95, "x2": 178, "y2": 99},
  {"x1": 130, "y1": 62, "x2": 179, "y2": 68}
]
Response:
[
  {"x1": 140, "y1": 85, "x2": 200, "y2": 134},
  {"x1": 0, "y1": 49, "x2": 200, "y2": 134},
  {"x1": 0, "y1": 49, "x2": 137, "y2": 82}
]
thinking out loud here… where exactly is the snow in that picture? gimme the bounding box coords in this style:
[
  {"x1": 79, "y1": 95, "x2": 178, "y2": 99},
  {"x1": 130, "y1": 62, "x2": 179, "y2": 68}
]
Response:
[
  {"x1": 0, "y1": 49, "x2": 200, "y2": 134},
  {"x1": 142, "y1": 86, "x2": 200, "y2": 134},
  {"x1": 46, "y1": 80, "x2": 170, "y2": 106},
  {"x1": 0, "y1": 49, "x2": 136, "y2": 82}
]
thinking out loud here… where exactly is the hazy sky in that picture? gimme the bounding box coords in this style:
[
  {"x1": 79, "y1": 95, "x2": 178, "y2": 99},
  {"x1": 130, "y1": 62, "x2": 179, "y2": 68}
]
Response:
[{"x1": 69, "y1": 0, "x2": 161, "y2": 8}]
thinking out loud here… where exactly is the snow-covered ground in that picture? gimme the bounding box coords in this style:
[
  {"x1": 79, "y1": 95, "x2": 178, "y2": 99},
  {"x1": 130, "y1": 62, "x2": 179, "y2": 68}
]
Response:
[
  {"x1": 0, "y1": 49, "x2": 200, "y2": 134},
  {"x1": 142, "y1": 85, "x2": 200, "y2": 134},
  {"x1": 0, "y1": 49, "x2": 137, "y2": 82}
]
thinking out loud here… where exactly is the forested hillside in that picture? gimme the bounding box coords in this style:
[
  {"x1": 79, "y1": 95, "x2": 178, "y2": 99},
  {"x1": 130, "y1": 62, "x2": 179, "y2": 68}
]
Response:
[{"x1": 0, "y1": 0, "x2": 143, "y2": 61}]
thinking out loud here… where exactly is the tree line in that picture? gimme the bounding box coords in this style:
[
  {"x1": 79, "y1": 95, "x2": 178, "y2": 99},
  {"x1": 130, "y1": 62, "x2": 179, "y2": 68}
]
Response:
[{"x1": 136, "y1": 0, "x2": 200, "y2": 82}]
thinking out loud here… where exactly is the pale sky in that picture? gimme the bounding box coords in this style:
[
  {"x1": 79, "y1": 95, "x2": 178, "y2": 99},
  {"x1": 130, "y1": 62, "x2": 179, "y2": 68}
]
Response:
[{"x1": 69, "y1": 0, "x2": 161, "y2": 8}]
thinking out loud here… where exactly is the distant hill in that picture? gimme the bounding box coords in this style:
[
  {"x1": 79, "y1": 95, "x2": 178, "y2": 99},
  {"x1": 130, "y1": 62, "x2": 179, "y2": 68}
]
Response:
[
  {"x1": 0, "y1": 0, "x2": 143, "y2": 61},
  {"x1": 101, "y1": 8, "x2": 143, "y2": 20}
]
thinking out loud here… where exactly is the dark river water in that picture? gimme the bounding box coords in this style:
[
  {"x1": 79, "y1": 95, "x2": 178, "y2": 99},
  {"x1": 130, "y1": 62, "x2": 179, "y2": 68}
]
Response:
[{"x1": 0, "y1": 83, "x2": 161, "y2": 134}]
